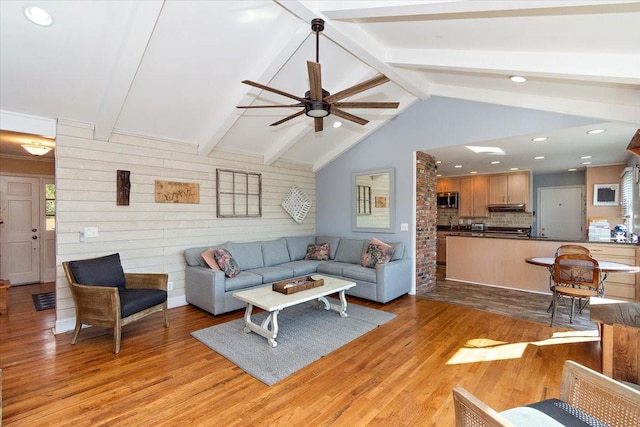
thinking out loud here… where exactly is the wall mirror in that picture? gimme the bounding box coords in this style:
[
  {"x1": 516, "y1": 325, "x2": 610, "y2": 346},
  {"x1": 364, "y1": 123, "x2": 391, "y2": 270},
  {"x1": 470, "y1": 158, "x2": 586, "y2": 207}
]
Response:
[{"x1": 352, "y1": 168, "x2": 394, "y2": 233}]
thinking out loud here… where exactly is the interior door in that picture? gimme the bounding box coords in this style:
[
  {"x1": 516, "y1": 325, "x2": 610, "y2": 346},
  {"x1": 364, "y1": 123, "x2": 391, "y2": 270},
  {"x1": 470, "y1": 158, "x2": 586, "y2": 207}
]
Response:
[
  {"x1": 538, "y1": 186, "x2": 585, "y2": 240},
  {"x1": 0, "y1": 175, "x2": 41, "y2": 284}
]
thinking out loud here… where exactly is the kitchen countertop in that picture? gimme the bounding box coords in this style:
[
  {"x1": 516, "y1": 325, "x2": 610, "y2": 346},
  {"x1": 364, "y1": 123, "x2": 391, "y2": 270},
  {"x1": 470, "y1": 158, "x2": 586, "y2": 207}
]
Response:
[{"x1": 437, "y1": 226, "x2": 638, "y2": 245}]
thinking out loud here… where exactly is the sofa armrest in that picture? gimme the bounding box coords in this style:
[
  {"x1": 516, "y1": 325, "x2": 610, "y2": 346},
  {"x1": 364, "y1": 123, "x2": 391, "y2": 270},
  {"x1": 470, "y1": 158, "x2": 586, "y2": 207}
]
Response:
[
  {"x1": 375, "y1": 258, "x2": 412, "y2": 303},
  {"x1": 185, "y1": 266, "x2": 227, "y2": 315}
]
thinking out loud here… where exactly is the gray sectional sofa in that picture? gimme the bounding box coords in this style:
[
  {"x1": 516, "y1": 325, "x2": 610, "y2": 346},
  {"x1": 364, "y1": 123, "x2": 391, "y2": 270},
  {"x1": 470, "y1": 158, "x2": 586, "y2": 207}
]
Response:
[{"x1": 184, "y1": 235, "x2": 412, "y2": 315}]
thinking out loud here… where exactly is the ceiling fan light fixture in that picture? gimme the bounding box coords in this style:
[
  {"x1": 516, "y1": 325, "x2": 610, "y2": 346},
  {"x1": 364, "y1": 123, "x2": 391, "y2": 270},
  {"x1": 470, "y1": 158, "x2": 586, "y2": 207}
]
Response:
[
  {"x1": 22, "y1": 143, "x2": 52, "y2": 156},
  {"x1": 305, "y1": 101, "x2": 330, "y2": 118}
]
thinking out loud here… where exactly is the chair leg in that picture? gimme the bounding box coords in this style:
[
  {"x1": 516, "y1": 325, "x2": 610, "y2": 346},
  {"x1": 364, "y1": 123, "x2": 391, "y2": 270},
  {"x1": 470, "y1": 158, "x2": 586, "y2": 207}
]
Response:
[
  {"x1": 113, "y1": 325, "x2": 122, "y2": 354},
  {"x1": 569, "y1": 297, "x2": 575, "y2": 323},
  {"x1": 550, "y1": 291, "x2": 558, "y2": 326},
  {"x1": 71, "y1": 321, "x2": 82, "y2": 344},
  {"x1": 163, "y1": 303, "x2": 169, "y2": 328}
]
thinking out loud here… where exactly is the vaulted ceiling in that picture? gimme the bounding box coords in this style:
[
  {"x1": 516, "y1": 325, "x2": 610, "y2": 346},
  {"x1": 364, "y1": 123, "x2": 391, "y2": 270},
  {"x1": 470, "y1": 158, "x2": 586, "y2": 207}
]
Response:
[{"x1": 1, "y1": 1, "x2": 638, "y2": 172}]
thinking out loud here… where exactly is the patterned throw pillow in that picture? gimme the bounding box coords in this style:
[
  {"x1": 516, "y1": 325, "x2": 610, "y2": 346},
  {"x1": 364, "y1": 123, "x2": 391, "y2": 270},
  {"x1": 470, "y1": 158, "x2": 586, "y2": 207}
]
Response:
[
  {"x1": 213, "y1": 248, "x2": 241, "y2": 278},
  {"x1": 361, "y1": 237, "x2": 395, "y2": 268},
  {"x1": 304, "y1": 243, "x2": 330, "y2": 260},
  {"x1": 201, "y1": 248, "x2": 222, "y2": 271}
]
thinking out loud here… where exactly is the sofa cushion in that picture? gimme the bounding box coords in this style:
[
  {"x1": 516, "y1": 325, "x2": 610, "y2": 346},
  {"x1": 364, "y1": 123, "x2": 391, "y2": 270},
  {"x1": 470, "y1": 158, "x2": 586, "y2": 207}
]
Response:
[
  {"x1": 317, "y1": 261, "x2": 353, "y2": 276},
  {"x1": 261, "y1": 238, "x2": 291, "y2": 267},
  {"x1": 201, "y1": 248, "x2": 222, "y2": 271},
  {"x1": 286, "y1": 236, "x2": 316, "y2": 261},
  {"x1": 119, "y1": 288, "x2": 167, "y2": 317},
  {"x1": 361, "y1": 238, "x2": 395, "y2": 268},
  {"x1": 390, "y1": 242, "x2": 404, "y2": 260},
  {"x1": 213, "y1": 248, "x2": 241, "y2": 278},
  {"x1": 334, "y1": 239, "x2": 367, "y2": 264},
  {"x1": 304, "y1": 243, "x2": 330, "y2": 260},
  {"x1": 224, "y1": 271, "x2": 263, "y2": 292},
  {"x1": 69, "y1": 253, "x2": 126, "y2": 290},
  {"x1": 316, "y1": 236, "x2": 341, "y2": 259},
  {"x1": 251, "y1": 266, "x2": 294, "y2": 283},
  {"x1": 278, "y1": 260, "x2": 323, "y2": 276},
  {"x1": 184, "y1": 243, "x2": 230, "y2": 267},
  {"x1": 342, "y1": 265, "x2": 377, "y2": 283},
  {"x1": 228, "y1": 241, "x2": 264, "y2": 270}
]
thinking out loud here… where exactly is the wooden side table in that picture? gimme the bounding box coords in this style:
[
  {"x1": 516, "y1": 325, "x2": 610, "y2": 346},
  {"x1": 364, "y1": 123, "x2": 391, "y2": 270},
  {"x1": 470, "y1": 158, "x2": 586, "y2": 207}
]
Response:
[{"x1": 0, "y1": 279, "x2": 10, "y2": 314}]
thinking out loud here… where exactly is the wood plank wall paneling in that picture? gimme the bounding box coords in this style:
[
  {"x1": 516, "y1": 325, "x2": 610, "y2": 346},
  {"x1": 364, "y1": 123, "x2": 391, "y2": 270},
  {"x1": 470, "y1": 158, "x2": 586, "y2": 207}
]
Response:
[{"x1": 54, "y1": 123, "x2": 316, "y2": 330}]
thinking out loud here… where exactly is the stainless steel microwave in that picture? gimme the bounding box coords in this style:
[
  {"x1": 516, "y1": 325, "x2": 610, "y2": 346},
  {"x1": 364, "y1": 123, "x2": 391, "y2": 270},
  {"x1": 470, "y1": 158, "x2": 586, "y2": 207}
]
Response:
[{"x1": 437, "y1": 192, "x2": 458, "y2": 208}]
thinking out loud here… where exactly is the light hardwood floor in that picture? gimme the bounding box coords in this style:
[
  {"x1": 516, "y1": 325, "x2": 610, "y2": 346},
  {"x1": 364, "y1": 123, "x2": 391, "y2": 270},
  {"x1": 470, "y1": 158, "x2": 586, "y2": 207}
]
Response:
[{"x1": 0, "y1": 282, "x2": 601, "y2": 426}]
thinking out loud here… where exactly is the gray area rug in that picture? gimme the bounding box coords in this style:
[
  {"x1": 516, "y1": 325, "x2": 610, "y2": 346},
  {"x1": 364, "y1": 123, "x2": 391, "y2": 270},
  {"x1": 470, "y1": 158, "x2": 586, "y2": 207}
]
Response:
[
  {"x1": 192, "y1": 298, "x2": 396, "y2": 386},
  {"x1": 422, "y1": 268, "x2": 597, "y2": 331}
]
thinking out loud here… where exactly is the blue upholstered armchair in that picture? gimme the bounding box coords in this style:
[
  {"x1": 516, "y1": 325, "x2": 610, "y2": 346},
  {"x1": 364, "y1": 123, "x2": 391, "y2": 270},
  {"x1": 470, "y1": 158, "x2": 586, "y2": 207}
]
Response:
[{"x1": 62, "y1": 253, "x2": 169, "y2": 354}]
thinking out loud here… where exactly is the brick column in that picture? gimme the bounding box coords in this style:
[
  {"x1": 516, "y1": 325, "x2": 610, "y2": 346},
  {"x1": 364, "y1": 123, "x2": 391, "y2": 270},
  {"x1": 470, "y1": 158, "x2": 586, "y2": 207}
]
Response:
[{"x1": 415, "y1": 151, "x2": 437, "y2": 293}]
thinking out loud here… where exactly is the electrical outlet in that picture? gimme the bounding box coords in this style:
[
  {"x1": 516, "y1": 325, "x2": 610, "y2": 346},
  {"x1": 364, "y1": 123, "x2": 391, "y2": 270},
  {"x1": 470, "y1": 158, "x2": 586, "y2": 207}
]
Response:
[
  {"x1": 167, "y1": 281, "x2": 174, "y2": 291},
  {"x1": 400, "y1": 223, "x2": 409, "y2": 231}
]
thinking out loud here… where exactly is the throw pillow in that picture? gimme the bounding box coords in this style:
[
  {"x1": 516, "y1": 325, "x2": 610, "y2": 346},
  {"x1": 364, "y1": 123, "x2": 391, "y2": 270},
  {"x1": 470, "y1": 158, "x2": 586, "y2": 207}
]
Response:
[
  {"x1": 201, "y1": 248, "x2": 221, "y2": 271},
  {"x1": 304, "y1": 243, "x2": 330, "y2": 261},
  {"x1": 213, "y1": 248, "x2": 241, "y2": 278},
  {"x1": 361, "y1": 238, "x2": 395, "y2": 268}
]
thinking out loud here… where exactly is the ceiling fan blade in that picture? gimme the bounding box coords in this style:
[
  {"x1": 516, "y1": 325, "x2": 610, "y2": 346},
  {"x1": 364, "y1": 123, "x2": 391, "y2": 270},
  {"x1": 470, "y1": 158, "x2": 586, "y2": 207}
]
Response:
[
  {"x1": 241, "y1": 80, "x2": 308, "y2": 103},
  {"x1": 314, "y1": 117, "x2": 323, "y2": 132},
  {"x1": 331, "y1": 108, "x2": 369, "y2": 126},
  {"x1": 324, "y1": 74, "x2": 390, "y2": 104},
  {"x1": 333, "y1": 101, "x2": 399, "y2": 109},
  {"x1": 236, "y1": 103, "x2": 304, "y2": 109},
  {"x1": 269, "y1": 110, "x2": 305, "y2": 127},
  {"x1": 307, "y1": 61, "x2": 323, "y2": 101}
]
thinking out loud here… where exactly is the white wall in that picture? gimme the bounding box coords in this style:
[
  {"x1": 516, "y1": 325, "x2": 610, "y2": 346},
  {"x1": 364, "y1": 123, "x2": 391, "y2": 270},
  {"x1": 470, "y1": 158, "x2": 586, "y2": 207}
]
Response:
[{"x1": 54, "y1": 122, "x2": 315, "y2": 332}]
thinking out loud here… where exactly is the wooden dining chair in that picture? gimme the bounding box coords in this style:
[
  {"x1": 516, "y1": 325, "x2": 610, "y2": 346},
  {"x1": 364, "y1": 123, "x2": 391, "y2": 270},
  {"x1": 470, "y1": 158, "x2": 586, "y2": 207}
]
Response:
[
  {"x1": 547, "y1": 245, "x2": 592, "y2": 312},
  {"x1": 551, "y1": 254, "x2": 600, "y2": 326}
]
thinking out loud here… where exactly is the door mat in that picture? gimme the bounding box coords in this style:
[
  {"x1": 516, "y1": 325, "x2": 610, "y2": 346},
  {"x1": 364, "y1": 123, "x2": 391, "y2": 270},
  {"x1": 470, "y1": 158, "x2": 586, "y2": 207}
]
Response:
[{"x1": 32, "y1": 292, "x2": 55, "y2": 311}]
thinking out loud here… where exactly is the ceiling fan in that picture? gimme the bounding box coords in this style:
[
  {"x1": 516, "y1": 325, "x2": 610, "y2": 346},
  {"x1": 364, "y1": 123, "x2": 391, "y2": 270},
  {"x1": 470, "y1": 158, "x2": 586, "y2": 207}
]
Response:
[{"x1": 236, "y1": 18, "x2": 399, "y2": 132}]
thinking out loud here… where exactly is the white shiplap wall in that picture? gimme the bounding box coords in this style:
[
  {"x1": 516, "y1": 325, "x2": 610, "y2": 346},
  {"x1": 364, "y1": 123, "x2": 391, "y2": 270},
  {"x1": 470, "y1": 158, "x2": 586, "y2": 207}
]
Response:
[{"x1": 55, "y1": 122, "x2": 315, "y2": 332}]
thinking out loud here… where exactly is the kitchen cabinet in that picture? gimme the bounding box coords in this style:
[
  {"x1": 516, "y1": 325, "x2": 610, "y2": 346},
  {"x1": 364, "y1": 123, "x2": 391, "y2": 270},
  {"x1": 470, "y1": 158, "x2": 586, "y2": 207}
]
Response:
[
  {"x1": 582, "y1": 243, "x2": 639, "y2": 302},
  {"x1": 488, "y1": 172, "x2": 530, "y2": 206},
  {"x1": 459, "y1": 176, "x2": 489, "y2": 217},
  {"x1": 437, "y1": 177, "x2": 460, "y2": 193},
  {"x1": 437, "y1": 231, "x2": 447, "y2": 264}
]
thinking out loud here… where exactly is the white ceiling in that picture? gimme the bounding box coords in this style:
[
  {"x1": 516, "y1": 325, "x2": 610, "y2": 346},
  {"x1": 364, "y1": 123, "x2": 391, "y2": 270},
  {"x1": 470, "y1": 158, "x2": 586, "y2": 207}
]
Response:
[{"x1": 1, "y1": 1, "x2": 638, "y2": 172}]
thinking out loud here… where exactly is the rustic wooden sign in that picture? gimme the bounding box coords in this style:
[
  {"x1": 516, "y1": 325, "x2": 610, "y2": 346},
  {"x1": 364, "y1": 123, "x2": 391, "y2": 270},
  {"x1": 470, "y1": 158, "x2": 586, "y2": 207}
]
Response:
[{"x1": 155, "y1": 180, "x2": 199, "y2": 203}]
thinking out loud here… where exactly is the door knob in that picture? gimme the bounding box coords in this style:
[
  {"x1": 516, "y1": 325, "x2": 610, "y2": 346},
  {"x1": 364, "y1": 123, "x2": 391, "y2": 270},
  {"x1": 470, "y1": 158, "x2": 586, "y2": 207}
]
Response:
[
  {"x1": 32, "y1": 235, "x2": 38, "y2": 240},
  {"x1": 32, "y1": 228, "x2": 37, "y2": 232}
]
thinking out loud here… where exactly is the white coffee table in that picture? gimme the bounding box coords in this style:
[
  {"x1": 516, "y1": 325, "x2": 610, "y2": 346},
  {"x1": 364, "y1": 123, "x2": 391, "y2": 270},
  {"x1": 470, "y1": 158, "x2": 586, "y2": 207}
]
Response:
[{"x1": 232, "y1": 275, "x2": 356, "y2": 347}]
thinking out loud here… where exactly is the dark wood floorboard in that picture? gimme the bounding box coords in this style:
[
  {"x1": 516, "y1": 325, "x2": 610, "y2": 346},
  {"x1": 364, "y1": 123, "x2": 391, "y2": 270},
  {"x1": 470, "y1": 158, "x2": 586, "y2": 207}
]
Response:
[{"x1": 0, "y1": 280, "x2": 601, "y2": 426}]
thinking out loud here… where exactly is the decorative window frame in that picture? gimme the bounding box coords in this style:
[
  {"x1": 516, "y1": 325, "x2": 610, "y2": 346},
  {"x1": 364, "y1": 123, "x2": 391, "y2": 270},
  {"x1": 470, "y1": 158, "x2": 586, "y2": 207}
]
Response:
[{"x1": 216, "y1": 169, "x2": 262, "y2": 218}]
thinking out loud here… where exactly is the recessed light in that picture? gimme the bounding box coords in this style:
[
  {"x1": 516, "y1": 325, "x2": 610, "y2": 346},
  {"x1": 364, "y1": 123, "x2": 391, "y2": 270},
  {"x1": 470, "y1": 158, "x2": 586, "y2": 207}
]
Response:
[
  {"x1": 465, "y1": 146, "x2": 505, "y2": 155},
  {"x1": 580, "y1": 155, "x2": 592, "y2": 159},
  {"x1": 332, "y1": 121, "x2": 342, "y2": 128},
  {"x1": 581, "y1": 161, "x2": 592, "y2": 165},
  {"x1": 532, "y1": 137, "x2": 548, "y2": 142},
  {"x1": 534, "y1": 156, "x2": 545, "y2": 160},
  {"x1": 586, "y1": 129, "x2": 605, "y2": 134},
  {"x1": 509, "y1": 75, "x2": 527, "y2": 83},
  {"x1": 568, "y1": 168, "x2": 577, "y2": 172},
  {"x1": 24, "y1": 6, "x2": 52, "y2": 26},
  {"x1": 510, "y1": 167, "x2": 519, "y2": 171},
  {"x1": 490, "y1": 161, "x2": 500, "y2": 165},
  {"x1": 454, "y1": 165, "x2": 462, "y2": 168},
  {"x1": 470, "y1": 171, "x2": 477, "y2": 174},
  {"x1": 436, "y1": 174, "x2": 442, "y2": 177},
  {"x1": 436, "y1": 160, "x2": 442, "y2": 164}
]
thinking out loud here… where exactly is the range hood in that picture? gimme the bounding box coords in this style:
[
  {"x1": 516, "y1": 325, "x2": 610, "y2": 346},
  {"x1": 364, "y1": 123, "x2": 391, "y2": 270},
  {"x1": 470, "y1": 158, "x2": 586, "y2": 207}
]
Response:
[{"x1": 487, "y1": 204, "x2": 525, "y2": 212}]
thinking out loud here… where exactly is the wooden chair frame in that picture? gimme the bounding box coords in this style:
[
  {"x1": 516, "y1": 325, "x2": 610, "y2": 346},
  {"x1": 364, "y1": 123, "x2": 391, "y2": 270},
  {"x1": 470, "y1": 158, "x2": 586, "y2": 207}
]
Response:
[
  {"x1": 551, "y1": 253, "x2": 600, "y2": 325},
  {"x1": 63, "y1": 261, "x2": 169, "y2": 354},
  {"x1": 453, "y1": 360, "x2": 640, "y2": 427}
]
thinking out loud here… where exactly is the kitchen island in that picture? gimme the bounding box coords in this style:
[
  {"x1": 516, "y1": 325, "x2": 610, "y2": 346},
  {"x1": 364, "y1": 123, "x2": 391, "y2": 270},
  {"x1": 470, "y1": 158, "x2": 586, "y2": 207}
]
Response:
[{"x1": 444, "y1": 234, "x2": 639, "y2": 301}]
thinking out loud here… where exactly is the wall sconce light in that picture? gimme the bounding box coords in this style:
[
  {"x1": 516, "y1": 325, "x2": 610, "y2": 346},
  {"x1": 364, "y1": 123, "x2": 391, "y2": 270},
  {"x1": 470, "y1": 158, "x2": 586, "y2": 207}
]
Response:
[{"x1": 21, "y1": 142, "x2": 52, "y2": 156}]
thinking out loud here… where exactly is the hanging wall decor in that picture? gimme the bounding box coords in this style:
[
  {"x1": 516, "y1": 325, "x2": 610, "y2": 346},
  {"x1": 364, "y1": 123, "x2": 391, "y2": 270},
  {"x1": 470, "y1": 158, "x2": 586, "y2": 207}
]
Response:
[
  {"x1": 155, "y1": 180, "x2": 200, "y2": 203},
  {"x1": 117, "y1": 170, "x2": 130, "y2": 206},
  {"x1": 281, "y1": 185, "x2": 312, "y2": 224}
]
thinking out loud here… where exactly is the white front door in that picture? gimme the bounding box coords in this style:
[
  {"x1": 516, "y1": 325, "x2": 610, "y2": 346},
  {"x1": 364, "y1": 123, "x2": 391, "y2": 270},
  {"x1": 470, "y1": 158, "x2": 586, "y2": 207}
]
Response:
[
  {"x1": 0, "y1": 176, "x2": 41, "y2": 284},
  {"x1": 538, "y1": 185, "x2": 585, "y2": 240}
]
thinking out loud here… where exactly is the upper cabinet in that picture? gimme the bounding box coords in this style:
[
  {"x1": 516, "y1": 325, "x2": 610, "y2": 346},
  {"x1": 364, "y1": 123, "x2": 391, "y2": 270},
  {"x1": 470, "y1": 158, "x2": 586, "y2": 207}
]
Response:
[
  {"x1": 437, "y1": 177, "x2": 460, "y2": 193},
  {"x1": 459, "y1": 175, "x2": 489, "y2": 217},
  {"x1": 488, "y1": 172, "x2": 530, "y2": 207}
]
